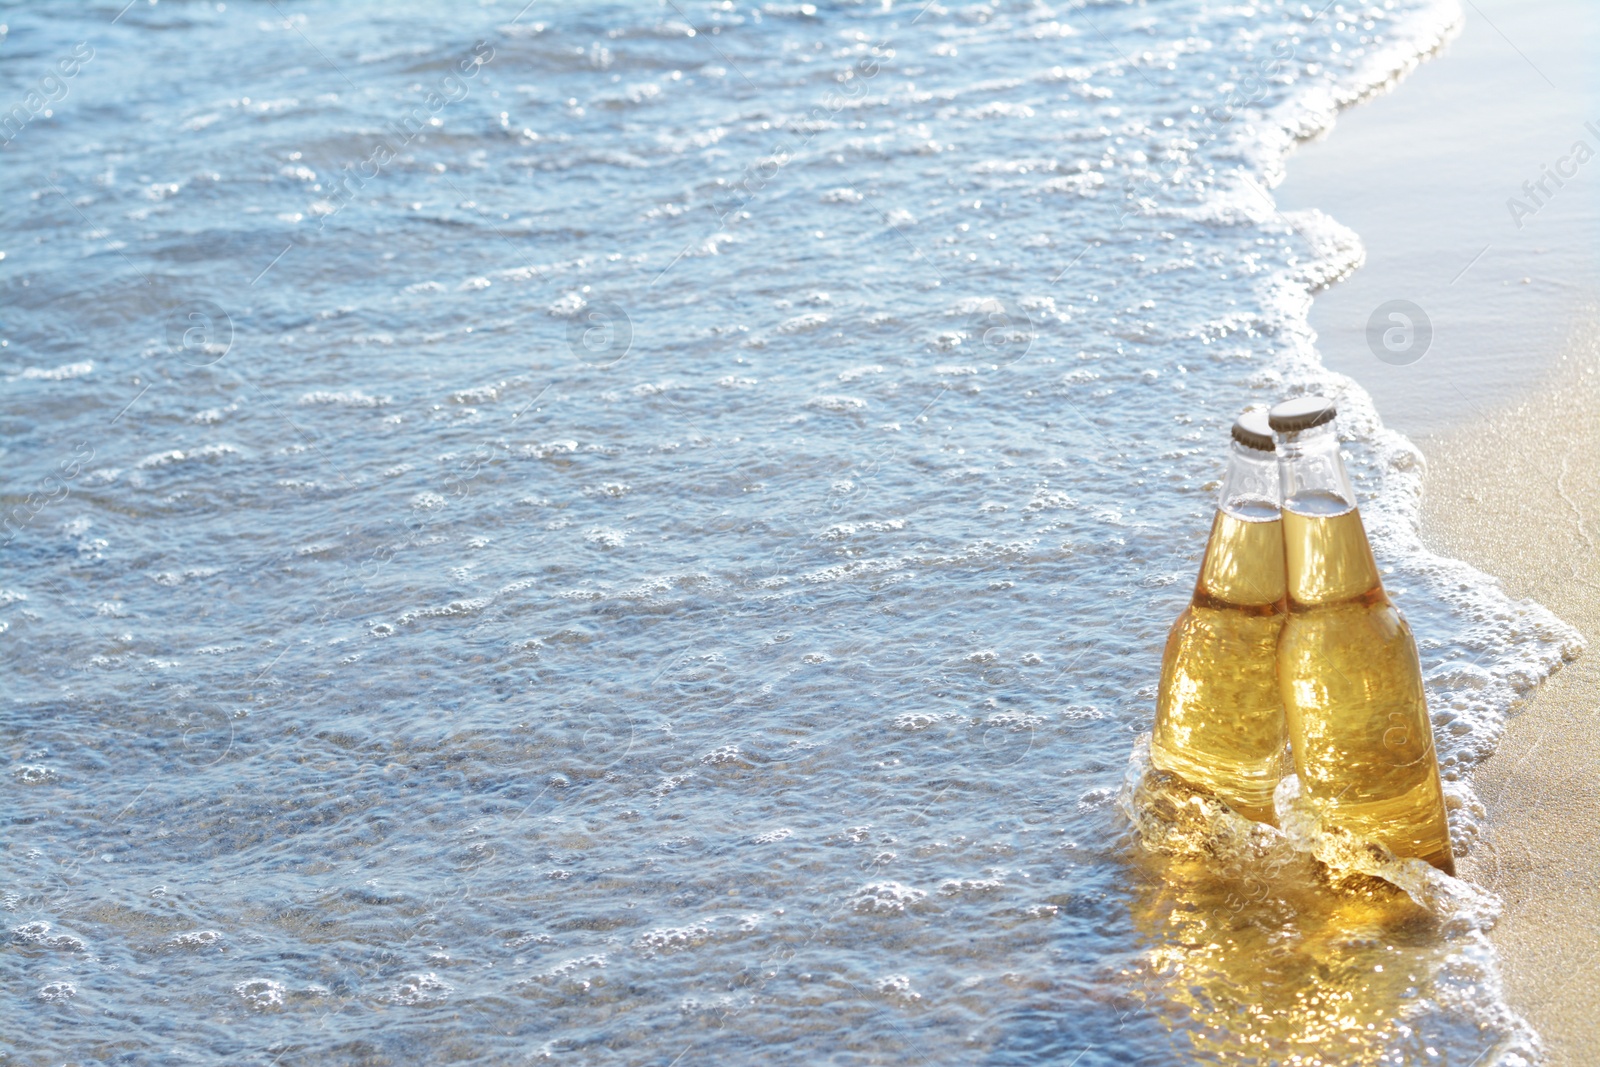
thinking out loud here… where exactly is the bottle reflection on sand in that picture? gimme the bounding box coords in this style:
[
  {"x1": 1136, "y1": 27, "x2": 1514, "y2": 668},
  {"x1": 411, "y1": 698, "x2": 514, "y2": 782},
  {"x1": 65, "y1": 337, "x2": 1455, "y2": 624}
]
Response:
[{"x1": 1122, "y1": 850, "x2": 1466, "y2": 1066}]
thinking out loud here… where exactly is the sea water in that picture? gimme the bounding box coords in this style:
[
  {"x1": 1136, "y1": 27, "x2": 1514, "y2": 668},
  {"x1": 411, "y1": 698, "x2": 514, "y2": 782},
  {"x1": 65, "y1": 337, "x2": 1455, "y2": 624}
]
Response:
[{"x1": 0, "y1": 1, "x2": 1580, "y2": 1063}]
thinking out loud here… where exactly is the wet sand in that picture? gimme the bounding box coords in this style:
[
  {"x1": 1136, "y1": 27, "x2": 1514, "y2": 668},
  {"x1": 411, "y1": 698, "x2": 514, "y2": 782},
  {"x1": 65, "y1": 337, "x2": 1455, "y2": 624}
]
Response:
[
  {"x1": 1273, "y1": 0, "x2": 1600, "y2": 1060},
  {"x1": 1274, "y1": 0, "x2": 1598, "y2": 442},
  {"x1": 1428, "y1": 327, "x2": 1600, "y2": 1067}
]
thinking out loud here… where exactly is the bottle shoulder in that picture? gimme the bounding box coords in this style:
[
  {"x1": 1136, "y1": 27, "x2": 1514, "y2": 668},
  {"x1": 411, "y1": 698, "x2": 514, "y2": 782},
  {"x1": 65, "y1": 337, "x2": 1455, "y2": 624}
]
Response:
[{"x1": 1197, "y1": 510, "x2": 1287, "y2": 607}]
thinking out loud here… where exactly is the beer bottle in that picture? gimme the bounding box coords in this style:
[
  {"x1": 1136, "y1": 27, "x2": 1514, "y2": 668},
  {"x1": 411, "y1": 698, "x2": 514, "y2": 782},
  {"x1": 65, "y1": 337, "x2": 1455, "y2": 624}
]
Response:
[
  {"x1": 1268, "y1": 396, "x2": 1454, "y2": 874},
  {"x1": 1151, "y1": 409, "x2": 1289, "y2": 825}
]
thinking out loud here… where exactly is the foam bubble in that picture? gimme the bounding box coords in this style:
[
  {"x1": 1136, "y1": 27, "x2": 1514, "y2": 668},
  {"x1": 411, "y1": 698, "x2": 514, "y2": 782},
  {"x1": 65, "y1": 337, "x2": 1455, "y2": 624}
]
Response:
[{"x1": 234, "y1": 978, "x2": 286, "y2": 1010}]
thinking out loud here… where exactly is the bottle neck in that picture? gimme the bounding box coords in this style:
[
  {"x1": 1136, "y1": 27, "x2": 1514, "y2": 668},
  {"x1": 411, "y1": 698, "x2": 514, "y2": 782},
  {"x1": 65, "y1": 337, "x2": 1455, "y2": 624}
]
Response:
[
  {"x1": 1275, "y1": 423, "x2": 1381, "y2": 605},
  {"x1": 1195, "y1": 441, "x2": 1285, "y2": 607},
  {"x1": 1275, "y1": 422, "x2": 1356, "y2": 517},
  {"x1": 1216, "y1": 439, "x2": 1280, "y2": 521}
]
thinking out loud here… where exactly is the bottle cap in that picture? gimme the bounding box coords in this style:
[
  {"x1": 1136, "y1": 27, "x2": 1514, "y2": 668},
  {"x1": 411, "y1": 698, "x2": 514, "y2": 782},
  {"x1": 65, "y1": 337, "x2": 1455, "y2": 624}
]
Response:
[
  {"x1": 1268, "y1": 395, "x2": 1337, "y2": 433},
  {"x1": 1230, "y1": 409, "x2": 1275, "y2": 452}
]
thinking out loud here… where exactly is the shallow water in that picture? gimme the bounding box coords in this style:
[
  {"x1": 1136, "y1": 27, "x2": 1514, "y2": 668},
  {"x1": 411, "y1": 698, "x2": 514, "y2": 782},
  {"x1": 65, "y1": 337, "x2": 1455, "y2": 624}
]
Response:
[{"x1": 0, "y1": 1, "x2": 1579, "y2": 1064}]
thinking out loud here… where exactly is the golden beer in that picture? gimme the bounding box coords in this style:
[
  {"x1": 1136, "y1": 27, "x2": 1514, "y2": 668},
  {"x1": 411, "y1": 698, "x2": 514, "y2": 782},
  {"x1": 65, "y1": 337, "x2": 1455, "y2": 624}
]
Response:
[
  {"x1": 1270, "y1": 397, "x2": 1454, "y2": 874},
  {"x1": 1151, "y1": 411, "x2": 1289, "y2": 825}
]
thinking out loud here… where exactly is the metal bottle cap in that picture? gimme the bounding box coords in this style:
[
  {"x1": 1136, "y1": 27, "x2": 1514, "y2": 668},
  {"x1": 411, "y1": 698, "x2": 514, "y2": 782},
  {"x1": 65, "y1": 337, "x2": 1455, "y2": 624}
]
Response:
[
  {"x1": 1230, "y1": 408, "x2": 1275, "y2": 452},
  {"x1": 1268, "y1": 395, "x2": 1337, "y2": 434}
]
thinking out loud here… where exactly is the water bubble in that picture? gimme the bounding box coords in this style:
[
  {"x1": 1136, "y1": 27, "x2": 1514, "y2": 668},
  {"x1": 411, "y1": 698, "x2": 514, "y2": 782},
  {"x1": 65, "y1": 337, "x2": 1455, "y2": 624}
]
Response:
[
  {"x1": 851, "y1": 881, "x2": 927, "y2": 914},
  {"x1": 171, "y1": 929, "x2": 224, "y2": 949},
  {"x1": 14, "y1": 764, "x2": 58, "y2": 785},
  {"x1": 391, "y1": 972, "x2": 452, "y2": 1005},
  {"x1": 234, "y1": 978, "x2": 286, "y2": 1011}
]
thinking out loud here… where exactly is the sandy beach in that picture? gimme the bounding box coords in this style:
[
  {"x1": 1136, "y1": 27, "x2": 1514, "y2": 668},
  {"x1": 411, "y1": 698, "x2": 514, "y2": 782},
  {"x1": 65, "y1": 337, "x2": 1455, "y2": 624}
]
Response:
[
  {"x1": 1276, "y1": 0, "x2": 1600, "y2": 1061},
  {"x1": 1433, "y1": 328, "x2": 1600, "y2": 1067}
]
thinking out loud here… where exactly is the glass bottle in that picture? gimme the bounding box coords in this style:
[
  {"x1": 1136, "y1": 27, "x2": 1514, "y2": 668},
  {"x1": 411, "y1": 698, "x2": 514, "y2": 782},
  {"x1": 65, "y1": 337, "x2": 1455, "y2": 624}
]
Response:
[
  {"x1": 1151, "y1": 409, "x2": 1289, "y2": 825},
  {"x1": 1269, "y1": 396, "x2": 1454, "y2": 874}
]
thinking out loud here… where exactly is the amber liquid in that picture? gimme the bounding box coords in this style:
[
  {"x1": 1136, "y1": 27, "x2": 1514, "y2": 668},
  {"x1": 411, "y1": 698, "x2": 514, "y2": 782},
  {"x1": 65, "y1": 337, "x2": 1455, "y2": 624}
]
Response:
[
  {"x1": 1151, "y1": 511, "x2": 1289, "y2": 825},
  {"x1": 1278, "y1": 506, "x2": 1455, "y2": 874}
]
